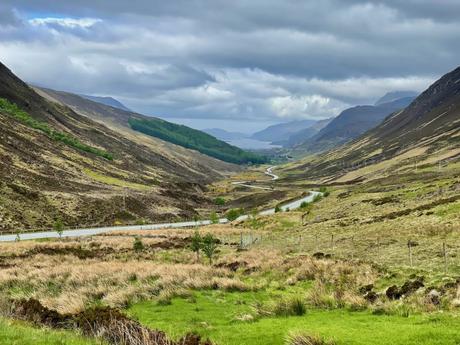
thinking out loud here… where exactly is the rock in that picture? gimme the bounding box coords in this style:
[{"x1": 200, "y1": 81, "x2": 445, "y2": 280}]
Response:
[{"x1": 427, "y1": 289, "x2": 441, "y2": 305}]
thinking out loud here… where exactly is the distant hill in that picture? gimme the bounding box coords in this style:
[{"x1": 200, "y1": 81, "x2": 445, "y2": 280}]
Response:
[
  {"x1": 278, "y1": 118, "x2": 333, "y2": 147},
  {"x1": 295, "y1": 96, "x2": 415, "y2": 153},
  {"x1": 80, "y1": 94, "x2": 131, "y2": 111},
  {"x1": 203, "y1": 128, "x2": 249, "y2": 141},
  {"x1": 375, "y1": 91, "x2": 418, "y2": 106},
  {"x1": 0, "y1": 61, "x2": 240, "y2": 231},
  {"x1": 36, "y1": 87, "x2": 267, "y2": 165},
  {"x1": 251, "y1": 119, "x2": 316, "y2": 143},
  {"x1": 283, "y1": 66, "x2": 460, "y2": 182}
]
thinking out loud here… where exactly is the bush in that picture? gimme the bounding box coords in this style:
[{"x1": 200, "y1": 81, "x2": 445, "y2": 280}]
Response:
[
  {"x1": 202, "y1": 233, "x2": 218, "y2": 264},
  {"x1": 53, "y1": 218, "x2": 64, "y2": 239},
  {"x1": 319, "y1": 187, "x2": 330, "y2": 197},
  {"x1": 272, "y1": 297, "x2": 307, "y2": 317},
  {"x1": 133, "y1": 236, "x2": 144, "y2": 252},
  {"x1": 226, "y1": 208, "x2": 244, "y2": 221},
  {"x1": 190, "y1": 231, "x2": 202, "y2": 261},
  {"x1": 275, "y1": 205, "x2": 282, "y2": 213},
  {"x1": 313, "y1": 194, "x2": 323, "y2": 203},
  {"x1": 214, "y1": 197, "x2": 226, "y2": 206},
  {"x1": 210, "y1": 212, "x2": 219, "y2": 224}
]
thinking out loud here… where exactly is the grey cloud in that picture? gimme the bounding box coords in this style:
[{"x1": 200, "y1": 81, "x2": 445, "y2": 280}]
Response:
[{"x1": 0, "y1": 1, "x2": 458, "y2": 123}]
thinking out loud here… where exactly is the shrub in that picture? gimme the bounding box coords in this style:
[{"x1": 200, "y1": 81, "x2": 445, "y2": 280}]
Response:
[
  {"x1": 133, "y1": 236, "x2": 144, "y2": 252},
  {"x1": 210, "y1": 212, "x2": 219, "y2": 224},
  {"x1": 273, "y1": 297, "x2": 307, "y2": 317},
  {"x1": 214, "y1": 197, "x2": 226, "y2": 206},
  {"x1": 226, "y1": 208, "x2": 244, "y2": 221},
  {"x1": 202, "y1": 233, "x2": 218, "y2": 264},
  {"x1": 53, "y1": 218, "x2": 64, "y2": 239},
  {"x1": 190, "y1": 231, "x2": 202, "y2": 261},
  {"x1": 275, "y1": 205, "x2": 282, "y2": 213},
  {"x1": 313, "y1": 194, "x2": 323, "y2": 203},
  {"x1": 319, "y1": 187, "x2": 330, "y2": 197}
]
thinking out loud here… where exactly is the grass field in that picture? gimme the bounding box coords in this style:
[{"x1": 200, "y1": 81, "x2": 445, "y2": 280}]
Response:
[
  {"x1": 0, "y1": 318, "x2": 101, "y2": 345},
  {"x1": 0, "y1": 158, "x2": 459, "y2": 345},
  {"x1": 130, "y1": 291, "x2": 460, "y2": 345}
]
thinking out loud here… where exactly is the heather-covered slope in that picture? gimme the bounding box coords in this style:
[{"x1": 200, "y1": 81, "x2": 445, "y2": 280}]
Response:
[
  {"x1": 35, "y1": 87, "x2": 266, "y2": 165},
  {"x1": 295, "y1": 96, "x2": 415, "y2": 153},
  {"x1": 0, "y1": 62, "x2": 238, "y2": 231},
  {"x1": 282, "y1": 66, "x2": 460, "y2": 182}
]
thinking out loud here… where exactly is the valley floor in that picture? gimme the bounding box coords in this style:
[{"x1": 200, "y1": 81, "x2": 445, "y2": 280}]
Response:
[{"x1": 0, "y1": 159, "x2": 459, "y2": 345}]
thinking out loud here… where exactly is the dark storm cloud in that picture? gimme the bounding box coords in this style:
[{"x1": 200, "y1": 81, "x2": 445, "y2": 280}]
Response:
[{"x1": 0, "y1": 1, "x2": 457, "y2": 121}]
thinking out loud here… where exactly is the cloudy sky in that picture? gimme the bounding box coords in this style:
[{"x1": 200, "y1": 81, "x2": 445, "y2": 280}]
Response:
[{"x1": 0, "y1": 1, "x2": 459, "y2": 132}]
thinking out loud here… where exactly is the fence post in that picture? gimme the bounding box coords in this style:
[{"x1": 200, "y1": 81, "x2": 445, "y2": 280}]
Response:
[
  {"x1": 240, "y1": 232, "x2": 243, "y2": 249},
  {"x1": 330, "y1": 234, "x2": 334, "y2": 251}
]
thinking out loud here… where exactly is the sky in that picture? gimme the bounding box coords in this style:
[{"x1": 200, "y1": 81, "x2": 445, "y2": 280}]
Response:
[{"x1": 0, "y1": 1, "x2": 459, "y2": 133}]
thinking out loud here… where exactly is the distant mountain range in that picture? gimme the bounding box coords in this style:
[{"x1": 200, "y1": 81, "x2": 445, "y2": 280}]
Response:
[
  {"x1": 292, "y1": 93, "x2": 416, "y2": 153},
  {"x1": 251, "y1": 119, "x2": 316, "y2": 143},
  {"x1": 203, "y1": 128, "x2": 249, "y2": 141},
  {"x1": 285, "y1": 66, "x2": 460, "y2": 181}
]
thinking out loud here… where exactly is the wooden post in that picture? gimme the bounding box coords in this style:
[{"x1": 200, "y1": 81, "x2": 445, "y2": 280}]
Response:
[
  {"x1": 330, "y1": 234, "x2": 334, "y2": 251},
  {"x1": 240, "y1": 232, "x2": 243, "y2": 249},
  {"x1": 408, "y1": 240, "x2": 413, "y2": 267},
  {"x1": 443, "y1": 242, "x2": 448, "y2": 274}
]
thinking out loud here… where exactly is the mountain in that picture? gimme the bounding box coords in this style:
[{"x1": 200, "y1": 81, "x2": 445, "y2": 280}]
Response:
[
  {"x1": 283, "y1": 66, "x2": 460, "y2": 182},
  {"x1": 251, "y1": 119, "x2": 316, "y2": 143},
  {"x1": 203, "y1": 128, "x2": 249, "y2": 141},
  {"x1": 0, "y1": 61, "x2": 240, "y2": 231},
  {"x1": 278, "y1": 118, "x2": 333, "y2": 147},
  {"x1": 375, "y1": 91, "x2": 418, "y2": 106},
  {"x1": 80, "y1": 94, "x2": 131, "y2": 111},
  {"x1": 35, "y1": 87, "x2": 267, "y2": 165},
  {"x1": 295, "y1": 96, "x2": 415, "y2": 153}
]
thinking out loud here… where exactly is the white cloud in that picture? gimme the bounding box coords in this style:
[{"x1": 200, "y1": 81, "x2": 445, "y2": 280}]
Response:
[{"x1": 29, "y1": 17, "x2": 101, "y2": 28}]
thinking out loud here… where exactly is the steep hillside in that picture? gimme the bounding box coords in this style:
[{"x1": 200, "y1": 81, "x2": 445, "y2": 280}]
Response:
[
  {"x1": 281, "y1": 66, "x2": 460, "y2": 183},
  {"x1": 203, "y1": 128, "x2": 248, "y2": 141},
  {"x1": 295, "y1": 96, "x2": 415, "y2": 153},
  {"x1": 0, "y1": 62, "x2": 238, "y2": 231},
  {"x1": 36, "y1": 87, "x2": 266, "y2": 165}
]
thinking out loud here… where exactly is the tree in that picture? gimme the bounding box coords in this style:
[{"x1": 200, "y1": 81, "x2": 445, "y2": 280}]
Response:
[
  {"x1": 191, "y1": 231, "x2": 202, "y2": 261},
  {"x1": 53, "y1": 218, "x2": 64, "y2": 240},
  {"x1": 210, "y1": 212, "x2": 219, "y2": 224},
  {"x1": 133, "y1": 236, "x2": 144, "y2": 252},
  {"x1": 202, "y1": 233, "x2": 218, "y2": 264}
]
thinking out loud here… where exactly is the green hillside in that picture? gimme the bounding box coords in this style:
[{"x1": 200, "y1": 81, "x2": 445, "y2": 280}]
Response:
[{"x1": 128, "y1": 117, "x2": 268, "y2": 165}]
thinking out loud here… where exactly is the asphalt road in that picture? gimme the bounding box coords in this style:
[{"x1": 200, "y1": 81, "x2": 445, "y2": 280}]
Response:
[{"x1": 0, "y1": 167, "x2": 321, "y2": 242}]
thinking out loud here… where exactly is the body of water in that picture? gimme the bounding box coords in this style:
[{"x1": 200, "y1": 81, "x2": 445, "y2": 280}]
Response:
[{"x1": 226, "y1": 138, "x2": 281, "y2": 150}]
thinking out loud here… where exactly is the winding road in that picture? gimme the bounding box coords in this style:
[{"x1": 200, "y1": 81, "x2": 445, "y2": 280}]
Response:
[{"x1": 0, "y1": 167, "x2": 320, "y2": 242}]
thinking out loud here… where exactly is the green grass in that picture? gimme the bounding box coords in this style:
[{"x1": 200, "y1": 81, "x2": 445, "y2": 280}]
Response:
[
  {"x1": 0, "y1": 318, "x2": 101, "y2": 345},
  {"x1": 0, "y1": 98, "x2": 113, "y2": 160},
  {"x1": 128, "y1": 117, "x2": 267, "y2": 165},
  {"x1": 129, "y1": 291, "x2": 460, "y2": 345},
  {"x1": 83, "y1": 168, "x2": 152, "y2": 191}
]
